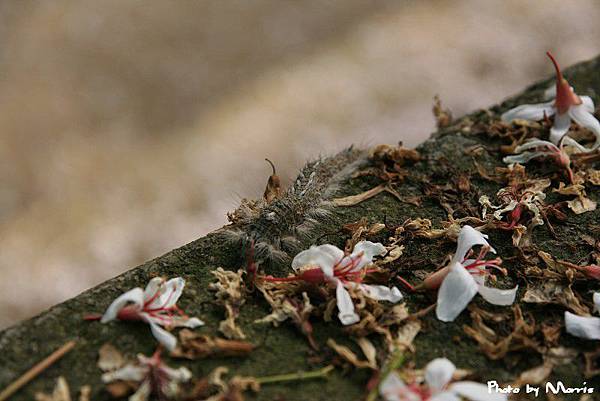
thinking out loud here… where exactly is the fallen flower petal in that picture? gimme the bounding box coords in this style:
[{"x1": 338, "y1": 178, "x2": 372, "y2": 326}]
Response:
[
  {"x1": 436, "y1": 263, "x2": 479, "y2": 322},
  {"x1": 92, "y1": 277, "x2": 203, "y2": 351},
  {"x1": 565, "y1": 312, "x2": 600, "y2": 340},
  {"x1": 102, "y1": 349, "x2": 191, "y2": 401},
  {"x1": 379, "y1": 357, "x2": 507, "y2": 401},
  {"x1": 503, "y1": 139, "x2": 574, "y2": 183},
  {"x1": 432, "y1": 226, "x2": 517, "y2": 322},
  {"x1": 502, "y1": 52, "x2": 600, "y2": 152},
  {"x1": 264, "y1": 241, "x2": 401, "y2": 325}
]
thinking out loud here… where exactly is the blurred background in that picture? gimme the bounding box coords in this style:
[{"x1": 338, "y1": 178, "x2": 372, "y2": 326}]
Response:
[{"x1": 1, "y1": 0, "x2": 600, "y2": 329}]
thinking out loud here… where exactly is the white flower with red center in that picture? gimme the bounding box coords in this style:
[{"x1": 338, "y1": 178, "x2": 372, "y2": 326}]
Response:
[
  {"x1": 501, "y1": 52, "x2": 600, "y2": 153},
  {"x1": 502, "y1": 139, "x2": 574, "y2": 183},
  {"x1": 565, "y1": 292, "x2": 600, "y2": 340},
  {"x1": 102, "y1": 349, "x2": 191, "y2": 401},
  {"x1": 423, "y1": 225, "x2": 518, "y2": 322},
  {"x1": 379, "y1": 358, "x2": 507, "y2": 401},
  {"x1": 93, "y1": 277, "x2": 204, "y2": 351},
  {"x1": 263, "y1": 241, "x2": 403, "y2": 325}
]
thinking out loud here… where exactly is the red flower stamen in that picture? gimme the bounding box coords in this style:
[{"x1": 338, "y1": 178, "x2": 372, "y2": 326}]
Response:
[{"x1": 547, "y1": 51, "x2": 582, "y2": 114}]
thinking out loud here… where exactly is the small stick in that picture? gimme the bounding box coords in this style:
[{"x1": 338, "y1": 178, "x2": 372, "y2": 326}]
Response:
[
  {"x1": 0, "y1": 340, "x2": 76, "y2": 401},
  {"x1": 255, "y1": 365, "x2": 334, "y2": 385}
]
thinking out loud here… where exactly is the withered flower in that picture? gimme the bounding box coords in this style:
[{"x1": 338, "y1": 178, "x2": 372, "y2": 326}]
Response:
[{"x1": 262, "y1": 241, "x2": 402, "y2": 325}]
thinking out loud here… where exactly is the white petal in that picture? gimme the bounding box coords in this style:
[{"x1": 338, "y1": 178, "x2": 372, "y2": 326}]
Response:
[
  {"x1": 450, "y1": 381, "x2": 507, "y2": 401},
  {"x1": 292, "y1": 244, "x2": 343, "y2": 277},
  {"x1": 594, "y1": 293, "x2": 600, "y2": 314},
  {"x1": 569, "y1": 104, "x2": 600, "y2": 150},
  {"x1": 570, "y1": 104, "x2": 600, "y2": 133},
  {"x1": 501, "y1": 102, "x2": 554, "y2": 122},
  {"x1": 352, "y1": 241, "x2": 387, "y2": 270},
  {"x1": 359, "y1": 284, "x2": 403, "y2": 303},
  {"x1": 451, "y1": 225, "x2": 494, "y2": 265},
  {"x1": 549, "y1": 112, "x2": 571, "y2": 145},
  {"x1": 101, "y1": 364, "x2": 148, "y2": 383},
  {"x1": 503, "y1": 151, "x2": 547, "y2": 164},
  {"x1": 182, "y1": 316, "x2": 204, "y2": 328},
  {"x1": 476, "y1": 281, "x2": 518, "y2": 306},
  {"x1": 101, "y1": 288, "x2": 144, "y2": 323},
  {"x1": 160, "y1": 366, "x2": 192, "y2": 382},
  {"x1": 379, "y1": 372, "x2": 408, "y2": 401},
  {"x1": 425, "y1": 358, "x2": 456, "y2": 391},
  {"x1": 148, "y1": 321, "x2": 178, "y2": 351},
  {"x1": 143, "y1": 277, "x2": 164, "y2": 302},
  {"x1": 581, "y1": 96, "x2": 595, "y2": 112},
  {"x1": 564, "y1": 311, "x2": 600, "y2": 340},
  {"x1": 335, "y1": 281, "x2": 359, "y2": 325},
  {"x1": 171, "y1": 316, "x2": 204, "y2": 328},
  {"x1": 129, "y1": 380, "x2": 151, "y2": 401},
  {"x1": 429, "y1": 393, "x2": 460, "y2": 401},
  {"x1": 160, "y1": 278, "x2": 186, "y2": 308},
  {"x1": 436, "y1": 263, "x2": 478, "y2": 322},
  {"x1": 561, "y1": 136, "x2": 590, "y2": 153},
  {"x1": 513, "y1": 140, "x2": 558, "y2": 153}
]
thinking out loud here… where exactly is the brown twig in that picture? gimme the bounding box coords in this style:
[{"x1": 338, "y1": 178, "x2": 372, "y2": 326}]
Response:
[{"x1": 0, "y1": 340, "x2": 76, "y2": 401}]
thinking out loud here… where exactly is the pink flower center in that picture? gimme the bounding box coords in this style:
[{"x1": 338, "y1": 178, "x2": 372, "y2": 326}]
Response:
[{"x1": 464, "y1": 247, "x2": 505, "y2": 278}]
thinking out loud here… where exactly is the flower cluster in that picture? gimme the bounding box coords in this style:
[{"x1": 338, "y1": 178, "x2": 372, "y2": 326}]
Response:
[
  {"x1": 263, "y1": 241, "x2": 402, "y2": 325},
  {"x1": 90, "y1": 277, "x2": 204, "y2": 351}
]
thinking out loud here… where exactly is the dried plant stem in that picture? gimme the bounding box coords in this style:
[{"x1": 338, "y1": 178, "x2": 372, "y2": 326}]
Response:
[
  {"x1": 255, "y1": 365, "x2": 334, "y2": 385},
  {"x1": 0, "y1": 340, "x2": 76, "y2": 401}
]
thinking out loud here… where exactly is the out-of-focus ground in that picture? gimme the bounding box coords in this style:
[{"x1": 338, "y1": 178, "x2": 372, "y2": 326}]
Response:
[{"x1": 1, "y1": 0, "x2": 599, "y2": 329}]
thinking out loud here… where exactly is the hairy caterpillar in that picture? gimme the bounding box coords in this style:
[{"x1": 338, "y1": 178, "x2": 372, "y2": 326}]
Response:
[{"x1": 218, "y1": 146, "x2": 368, "y2": 271}]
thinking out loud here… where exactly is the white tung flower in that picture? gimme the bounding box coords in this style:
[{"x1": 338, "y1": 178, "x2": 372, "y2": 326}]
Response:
[
  {"x1": 435, "y1": 226, "x2": 518, "y2": 322},
  {"x1": 380, "y1": 357, "x2": 507, "y2": 401},
  {"x1": 501, "y1": 52, "x2": 600, "y2": 153},
  {"x1": 267, "y1": 241, "x2": 402, "y2": 325},
  {"x1": 565, "y1": 292, "x2": 600, "y2": 340},
  {"x1": 102, "y1": 350, "x2": 191, "y2": 401},
  {"x1": 99, "y1": 277, "x2": 204, "y2": 351},
  {"x1": 502, "y1": 139, "x2": 574, "y2": 183}
]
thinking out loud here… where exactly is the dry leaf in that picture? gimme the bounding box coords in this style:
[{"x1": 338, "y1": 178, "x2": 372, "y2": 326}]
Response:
[
  {"x1": 35, "y1": 377, "x2": 71, "y2": 401},
  {"x1": 567, "y1": 196, "x2": 597, "y2": 214},
  {"x1": 35, "y1": 377, "x2": 90, "y2": 401},
  {"x1": 209, "y1": 268, "x2": 246, "y2": 339},
  {"x1": 327, "y1": 338, "x2": 376, "y2": 369},
  {"x1": 333, "y1": 185, "x2": 386, "y2": 207},
  {"x1": 522, "y1": 282, "x2": 589, "y2": 315},
  {"x1": 263, "y1": 159, "x2": 281, "y2": 203},
  {"x1": 354, "y1": 337, "x2": 378, "y2": 369},
  {"x1": 586, "y1": 169, "x2": 600, "y2": 185},
  {"x1": 98, "y1": 343, "x2": 125, "y2": 372},
  {"x1": 464, "y1": 306, "x2": 541, "y2": 360},
  {"x1": 433, "y1": 95, "x2": 453, "y2": 128},
  {"x1": 172, "y1": 329, "x2": 255, "y2": 359}
]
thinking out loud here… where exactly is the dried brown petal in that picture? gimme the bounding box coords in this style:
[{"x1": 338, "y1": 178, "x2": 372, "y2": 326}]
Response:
[
  {"x1": 522, "y1": 282, "x2": 589, "y2": 315},
  {"x1": 172, "y1": 329, "x2": 255, "y2": 360},
  {"x1": 327, "y1": 339, "x2": 375, "y2": 369},
  {"x1": 98, "y1": 343, "x2": 125, "y2": 372}
]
